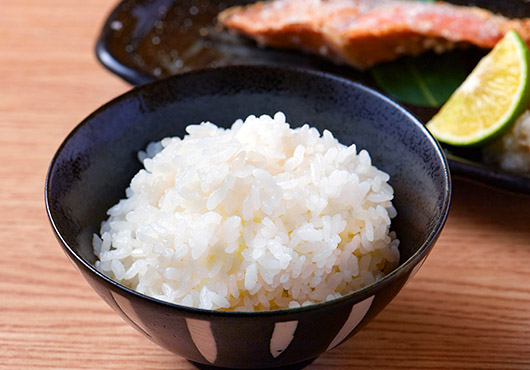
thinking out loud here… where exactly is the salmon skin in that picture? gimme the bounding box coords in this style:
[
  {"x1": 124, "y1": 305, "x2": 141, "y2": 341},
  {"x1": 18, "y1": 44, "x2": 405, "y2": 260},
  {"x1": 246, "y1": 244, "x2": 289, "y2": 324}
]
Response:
[{"x1": 218, "y1": 0, "x2": 530, "y2": 69}]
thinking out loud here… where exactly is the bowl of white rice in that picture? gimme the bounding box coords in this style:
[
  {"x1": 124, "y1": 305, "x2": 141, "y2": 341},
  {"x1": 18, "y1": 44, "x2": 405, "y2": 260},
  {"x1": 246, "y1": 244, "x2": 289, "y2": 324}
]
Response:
[{"x1": 46, "y1": 65, "x2": 451, "y2": 369}]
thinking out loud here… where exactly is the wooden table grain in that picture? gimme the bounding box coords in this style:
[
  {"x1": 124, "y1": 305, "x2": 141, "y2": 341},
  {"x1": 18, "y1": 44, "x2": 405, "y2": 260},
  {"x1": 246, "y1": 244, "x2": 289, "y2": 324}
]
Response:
[{"x1": 1, "y1": 1, "x2": 530, "y2": 369}]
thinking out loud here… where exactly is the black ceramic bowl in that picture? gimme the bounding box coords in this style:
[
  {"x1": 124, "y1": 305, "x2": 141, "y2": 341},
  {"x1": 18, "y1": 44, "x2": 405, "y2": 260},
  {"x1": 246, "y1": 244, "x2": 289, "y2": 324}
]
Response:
[{"x1": 46, "y1": 65, "x2": 451, "y2": 369}]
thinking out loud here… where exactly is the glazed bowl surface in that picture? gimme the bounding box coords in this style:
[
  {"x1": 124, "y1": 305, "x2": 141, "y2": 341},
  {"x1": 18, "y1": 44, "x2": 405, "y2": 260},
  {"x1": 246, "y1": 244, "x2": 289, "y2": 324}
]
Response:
[{"x1": 46, "y1": 65, "x2": 451, "y2": 369}]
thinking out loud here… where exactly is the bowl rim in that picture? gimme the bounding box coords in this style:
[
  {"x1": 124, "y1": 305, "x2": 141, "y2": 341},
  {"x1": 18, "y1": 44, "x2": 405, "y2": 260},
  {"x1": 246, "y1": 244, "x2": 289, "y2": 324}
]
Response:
[{"x1": 45, "y1": 64, "x2": 452, "y2": 317}]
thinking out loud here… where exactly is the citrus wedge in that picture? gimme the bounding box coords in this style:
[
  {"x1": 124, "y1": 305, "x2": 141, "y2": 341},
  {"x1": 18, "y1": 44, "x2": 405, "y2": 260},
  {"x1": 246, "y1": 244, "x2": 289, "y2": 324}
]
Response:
[{"x1": 426, "y1": 30, "x2": 530, "y2": 146}]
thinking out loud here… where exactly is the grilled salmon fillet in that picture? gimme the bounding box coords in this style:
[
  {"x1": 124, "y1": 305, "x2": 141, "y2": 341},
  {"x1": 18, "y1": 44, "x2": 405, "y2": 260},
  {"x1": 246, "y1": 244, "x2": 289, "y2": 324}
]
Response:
[{"x1": 218, "y1": 0, "x2": 530, "y2": 69}]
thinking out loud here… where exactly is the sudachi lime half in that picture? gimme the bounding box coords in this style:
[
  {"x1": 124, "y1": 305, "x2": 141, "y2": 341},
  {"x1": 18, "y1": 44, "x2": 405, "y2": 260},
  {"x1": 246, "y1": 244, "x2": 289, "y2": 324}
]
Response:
[{"x1": 427, "y1": 30, "x2": 530, "y2": 146}]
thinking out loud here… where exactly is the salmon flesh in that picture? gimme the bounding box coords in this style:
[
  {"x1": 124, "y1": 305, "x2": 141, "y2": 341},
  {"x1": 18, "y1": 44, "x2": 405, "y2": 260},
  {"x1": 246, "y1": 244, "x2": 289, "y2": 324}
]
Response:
[{"x1": 218, "y1": 0, "x2": 530, "y2": 69}]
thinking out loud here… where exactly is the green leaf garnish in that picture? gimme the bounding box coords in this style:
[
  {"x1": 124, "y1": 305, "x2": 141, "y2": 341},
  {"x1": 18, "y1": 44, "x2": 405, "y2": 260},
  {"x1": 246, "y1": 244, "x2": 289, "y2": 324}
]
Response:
[{"x1": 370, "y1": 50, "x2": 474, "y2": 108}]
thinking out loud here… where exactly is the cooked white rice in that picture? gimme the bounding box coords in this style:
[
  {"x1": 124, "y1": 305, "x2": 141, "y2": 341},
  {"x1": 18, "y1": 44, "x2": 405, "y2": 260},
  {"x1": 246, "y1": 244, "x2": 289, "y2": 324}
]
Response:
[
  {"x1": 483, "y1": 110, "x2": 530, "y2": 174},
  {"x1": 93, "y1": 112, "x2": 400, "y2": 311}
]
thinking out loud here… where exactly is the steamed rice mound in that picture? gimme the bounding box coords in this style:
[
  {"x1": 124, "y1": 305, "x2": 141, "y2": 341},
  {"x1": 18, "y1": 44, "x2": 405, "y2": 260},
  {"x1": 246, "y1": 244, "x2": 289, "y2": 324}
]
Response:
[{"x1": 93, "y1": 112, "x2": 400, "y2": 311}]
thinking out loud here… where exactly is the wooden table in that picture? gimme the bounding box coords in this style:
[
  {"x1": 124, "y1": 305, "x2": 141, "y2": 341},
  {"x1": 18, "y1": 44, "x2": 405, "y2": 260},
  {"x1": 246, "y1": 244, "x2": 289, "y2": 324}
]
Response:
[{"x1": 2, "y1": 1, "x2": 530, "y2": 369}]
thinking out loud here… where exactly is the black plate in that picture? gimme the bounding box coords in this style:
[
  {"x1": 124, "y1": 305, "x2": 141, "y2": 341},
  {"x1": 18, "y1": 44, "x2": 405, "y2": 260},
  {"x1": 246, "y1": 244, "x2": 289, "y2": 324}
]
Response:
[{"x1": 95, "y1": 0, "x2": 530, "y2": 194}]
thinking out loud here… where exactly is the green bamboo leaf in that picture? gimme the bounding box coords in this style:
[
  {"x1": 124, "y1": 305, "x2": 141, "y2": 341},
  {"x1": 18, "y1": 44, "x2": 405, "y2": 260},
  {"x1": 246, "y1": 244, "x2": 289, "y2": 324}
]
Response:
[{"x1": 370, "y1": 50, "x2": 476, "y2": 108}]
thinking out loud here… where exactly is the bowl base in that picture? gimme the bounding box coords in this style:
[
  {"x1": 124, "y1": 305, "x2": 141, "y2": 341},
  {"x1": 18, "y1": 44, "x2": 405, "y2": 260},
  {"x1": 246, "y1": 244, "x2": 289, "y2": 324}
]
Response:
[{"x1": 188, "y1": 356, "x2": 317, "y2": 370}]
